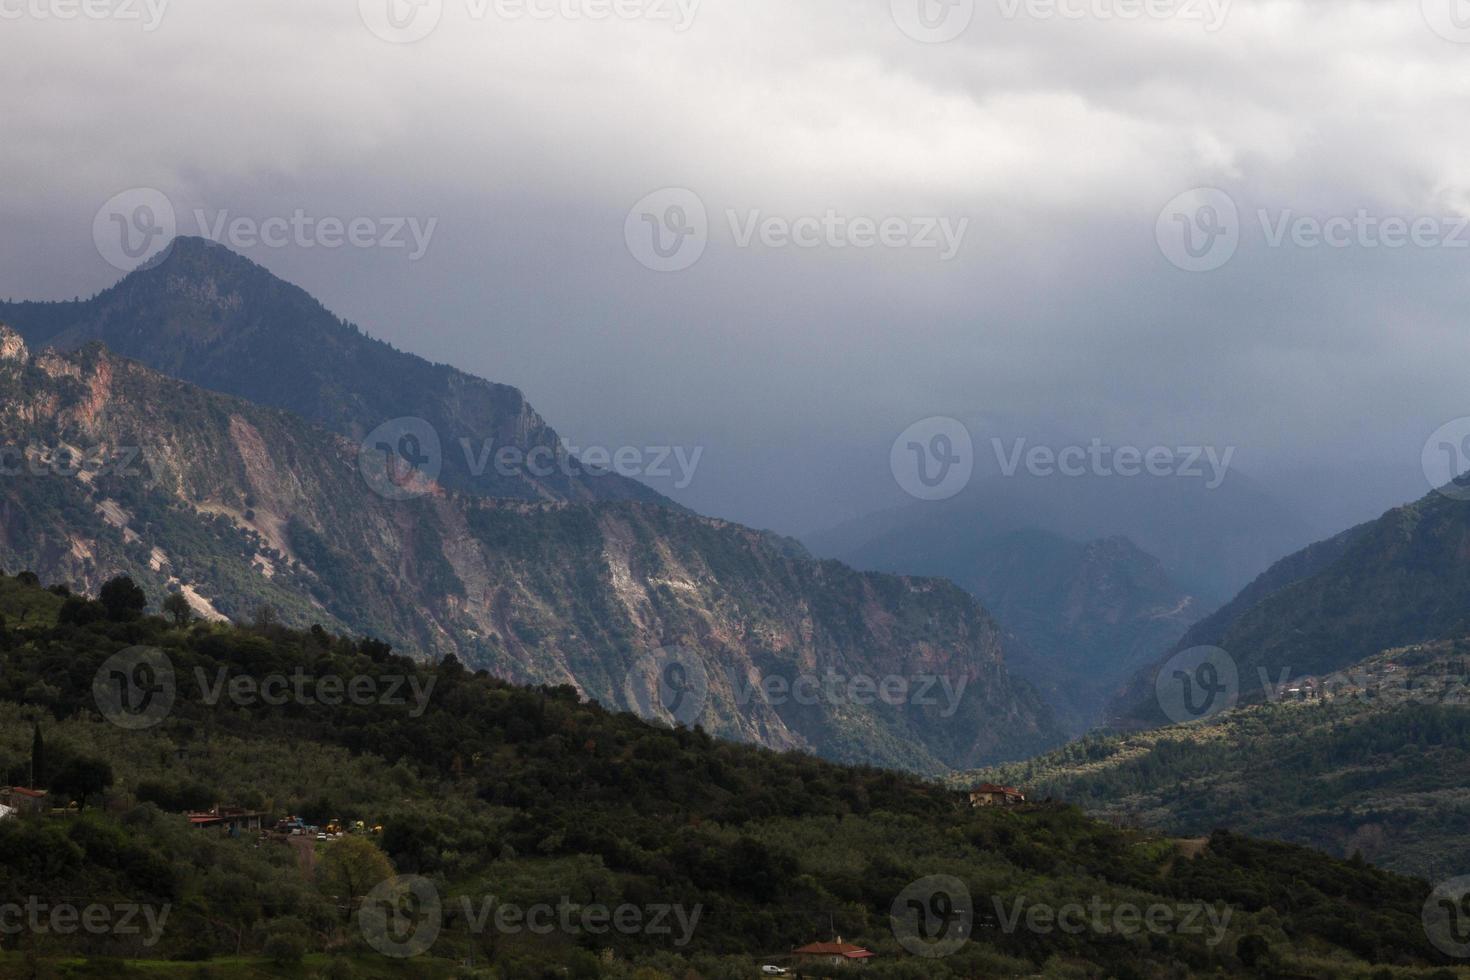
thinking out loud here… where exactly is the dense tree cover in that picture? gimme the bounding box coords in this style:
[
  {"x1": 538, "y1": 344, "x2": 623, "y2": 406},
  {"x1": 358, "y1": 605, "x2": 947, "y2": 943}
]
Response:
[
  {"x1": 979, "y1": 639, "x2": 1470, "y2": 881},
  {"x1": 1114, "y1": 493, "x2": 1470, "y2": 730},
  {"x1": 0, "y1": 571, "x2": 1460, "y2": 977}
]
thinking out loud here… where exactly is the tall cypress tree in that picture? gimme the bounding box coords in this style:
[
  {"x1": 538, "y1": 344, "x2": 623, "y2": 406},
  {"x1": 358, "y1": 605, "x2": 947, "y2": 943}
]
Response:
[{"x1": 30, "y1": 723, "x2": 43, "y2": 788}]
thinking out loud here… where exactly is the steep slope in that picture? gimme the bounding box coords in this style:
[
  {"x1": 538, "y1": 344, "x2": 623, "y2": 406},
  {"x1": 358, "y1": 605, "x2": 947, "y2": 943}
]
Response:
[
  {"x1": 962, "y1": 531, "x2": 1202, "y2": 734},
  {"x1": 0, "y1": 237, "x2": 665, "y2": 505},
  {"x1": 0, "y1": 328, "x2": 1058, "y2": 771},
  {"x1": 976, "y1": 638, "x2": 1470, "y2": 882},
  {"x1": 1111, "y1": 489, "x2": 1470, "y2": 729},
  {"x1": 808, "y1": 519, "x2": 1201, "y2": 734}
]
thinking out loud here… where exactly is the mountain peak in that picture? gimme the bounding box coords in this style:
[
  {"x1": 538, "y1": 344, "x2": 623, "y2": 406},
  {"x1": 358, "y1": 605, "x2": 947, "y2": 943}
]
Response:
[
  {"x1": 0, "y1": 242, "x2": 672, "y2": 508},
  {"x1": 133, "y1": 235, "x2": 267, "y2": 278}
]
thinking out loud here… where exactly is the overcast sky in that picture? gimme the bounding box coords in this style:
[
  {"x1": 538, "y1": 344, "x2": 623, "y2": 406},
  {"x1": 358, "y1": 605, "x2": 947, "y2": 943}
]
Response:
[{"x1": 3, "y1": 0, "x2": 1469, "y2": 536}]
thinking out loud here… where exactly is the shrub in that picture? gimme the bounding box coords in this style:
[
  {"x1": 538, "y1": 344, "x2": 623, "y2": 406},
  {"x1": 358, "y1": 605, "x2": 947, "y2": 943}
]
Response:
[{"x1": 262, "y1": 931, "x2": 306, "y2": 967}]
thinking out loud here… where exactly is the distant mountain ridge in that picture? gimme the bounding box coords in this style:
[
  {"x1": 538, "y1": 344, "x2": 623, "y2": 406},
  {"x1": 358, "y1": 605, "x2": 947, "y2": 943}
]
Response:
[
  {"x1": 0, "y1": 237, "x2": 666, "y2": 505},
  {"x1": 0, "y1": 325, "x2": 1059, "y2": 771},
  {"x1": 1110, "y1": 486, "x2": 1470, "y2": 729},
  {"x1": 808, "y1": 467, "x2": 1322, "y2": 606}
]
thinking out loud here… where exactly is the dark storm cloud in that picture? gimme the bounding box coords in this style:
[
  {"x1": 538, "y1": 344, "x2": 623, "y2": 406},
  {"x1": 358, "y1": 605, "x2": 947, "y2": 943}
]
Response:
[{"x1": 2, "y1": 0, "x2": 1467, "y2": 535}]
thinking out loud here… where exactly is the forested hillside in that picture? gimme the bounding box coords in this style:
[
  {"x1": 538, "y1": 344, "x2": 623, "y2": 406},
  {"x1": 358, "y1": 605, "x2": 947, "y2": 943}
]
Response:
[
  {"x1": 0, "y1": 572, "x2": 1460, "y2": 978},
  {"x1": 980, "y1": 639, "x2": 1470, "y2": 881}
]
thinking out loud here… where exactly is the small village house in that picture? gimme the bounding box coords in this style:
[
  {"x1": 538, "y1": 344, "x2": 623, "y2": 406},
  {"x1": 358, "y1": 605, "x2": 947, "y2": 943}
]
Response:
[
  {"x1": 187, "y1": 805, "x2": 266, "y2": 835},
  {"x1": 0, "y1": 787, "x2": 48, "y2": 815},
  {"x1": 791, "y1": 939, "x2": 875, "y2": 967},
  {"x1": 1283, "y1": 677, "x2": 1321, "y2": 701},
  {"x1": 968, "y1": 783, "x2": 1025, "y2": 807}
]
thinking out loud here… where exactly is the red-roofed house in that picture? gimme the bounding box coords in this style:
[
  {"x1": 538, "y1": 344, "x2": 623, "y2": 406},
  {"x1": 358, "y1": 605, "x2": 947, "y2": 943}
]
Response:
[
  {"x1": 0, "y1": 787, "x2": 48, "y2": 815},
  {"x1": 969, "y1": 783, "x2": 1025, "y2": 807},
  {"x1": 186, "y1": 805, "x2": 266, "y2": 835},
  {"x1": 792, "y1": 938, "x2": 875, "y2": 966}
]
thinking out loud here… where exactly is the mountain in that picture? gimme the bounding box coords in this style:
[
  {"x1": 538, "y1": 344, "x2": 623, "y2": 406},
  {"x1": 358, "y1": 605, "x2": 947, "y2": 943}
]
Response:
[
  {"x1": 958, "y1": 531, "x2": 1202, "y2": 735},
  {"x1": 976, "y1": 637, "x2": 1470, "y2": 882},
  {"x1": 0, "y1": 237, "x2": 665, "y2": 505},
  {"x1": 807, "y1": 466, "x2": 1322, "y2": 607},
  {"x1": 1110, "y1": 486, "x2": 1470, "y2": 729},
  {"x1": 0, "y1": 327, "x2": 1057, "y2": 771},
  {"x1": 0, "y1": 570, "x2": 1454, "y2": 977},
  {"x1": 807, "y1": 517, "x2": 1201, "y2": 735}
]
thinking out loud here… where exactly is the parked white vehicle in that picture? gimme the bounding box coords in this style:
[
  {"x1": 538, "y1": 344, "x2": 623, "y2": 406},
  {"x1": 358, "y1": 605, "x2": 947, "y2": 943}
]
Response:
[{"x1": 761, "y1": 968, "x2": 788, "y2": 976}]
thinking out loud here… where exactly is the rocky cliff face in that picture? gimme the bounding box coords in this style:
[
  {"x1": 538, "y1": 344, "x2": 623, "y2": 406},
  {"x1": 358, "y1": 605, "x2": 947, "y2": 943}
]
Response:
[{"x1": 0, "y1": 329, "x2": 1058, "y2": 771}]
